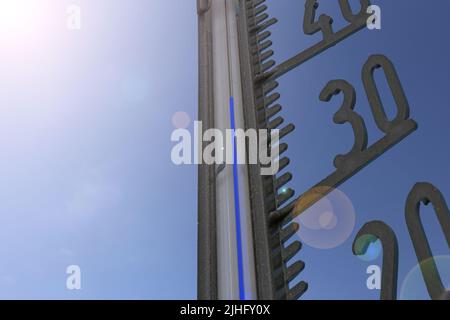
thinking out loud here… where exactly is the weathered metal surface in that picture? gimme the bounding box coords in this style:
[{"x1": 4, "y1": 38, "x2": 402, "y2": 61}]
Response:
[
  {"x1": 353, "y1": 221, "x2": 399, "y2": 300},
  {"x1": 197, "y1": 0, "x2": 217, "y2": 300},
  {"x1": 237, "y1": 0, "x2": 306, "y2": 300},
  {"x1": 198, "y1": 0, "x2": 429, "y2": 300},
  {"x1": 289, "y1": 54, "x2": 418, "y2": 221},
  {"x1": 406, "y1": 183, "x2": 450, "y2": 300},
  {"x1": 259, "y1": 0, "x2": 372, "y2": 82}
]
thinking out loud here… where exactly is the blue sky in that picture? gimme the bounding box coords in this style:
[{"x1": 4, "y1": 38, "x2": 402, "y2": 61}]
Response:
[
  {"x1": 0, "y1": 0, "x2": 448, "y2": 300},
  {"x1": 0, "y1": 0, "x2": 197, "y2": 299}
]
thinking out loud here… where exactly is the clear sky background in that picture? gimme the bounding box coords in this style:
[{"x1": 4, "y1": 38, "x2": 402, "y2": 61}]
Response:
[
  {"x1": 0, "y1": 0, "x2": 448, "y2": 300},
  {"x1": 0, "y1": 0, "x2": 198, "y2": 299}
]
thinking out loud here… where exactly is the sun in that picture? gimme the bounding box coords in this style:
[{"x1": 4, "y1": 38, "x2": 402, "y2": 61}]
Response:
[{"x1": 0, "y1": 0, "x2": 40, "y2": 40}]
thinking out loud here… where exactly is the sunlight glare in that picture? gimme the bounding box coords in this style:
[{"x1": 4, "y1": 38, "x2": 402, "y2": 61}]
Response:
[{"x1": 0, "y1": 0, "x2": 41, "y2": 40}]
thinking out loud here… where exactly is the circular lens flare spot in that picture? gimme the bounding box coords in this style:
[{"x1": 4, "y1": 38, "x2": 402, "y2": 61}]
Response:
[
  {"x1": 354, "y1": 235, "x2": 382, "y2": 262},
  {"x1": 172, "y1": 111, "x2": 191, "y2": 129},
  {"x1": 295, "y1": 187, "x2": 355, "y2": 250},
  {"x1": 400, "y1": 255, "x2": 450, "y2": 300},
  {"x1": 319, "y1": 211, "x2": 337, "y2": 230},
  {"x1": 297, "y1": 193, "x2": 333, "y2": 231}
]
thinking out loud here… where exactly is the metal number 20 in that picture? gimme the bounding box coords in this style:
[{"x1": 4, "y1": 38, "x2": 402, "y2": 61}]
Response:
[
  {"x1": 406, "y1": 182, "x2": 450, "y2": 300},
  {"x1": 353, "y1": 221, "x2": 399, "y2": 300}
]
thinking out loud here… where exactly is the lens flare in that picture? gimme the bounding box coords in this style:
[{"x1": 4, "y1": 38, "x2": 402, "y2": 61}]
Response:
[
  {"x1": 0, "y1": 0, "x2": 40, "y2": 39},
  {"x1": 399, "y1": 255, "x2": 450, "y2": 300},
  {"x1": 318, "y1": 211, "x2": 337, "y2": 230},
  {"x1": 354, "y1": 234, "x2": 382, "y2": 262},
  {"x1": 172, "y1": 111, "x2": 191, "y2": 129},
  {"x1": 295, "y1": 187, "x2": 356, "y2": 249}
]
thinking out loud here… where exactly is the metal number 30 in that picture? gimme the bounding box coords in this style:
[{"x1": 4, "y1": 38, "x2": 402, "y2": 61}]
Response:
[{"x1": 320, "y1": 54, "x2": 416, "y2": 172}]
